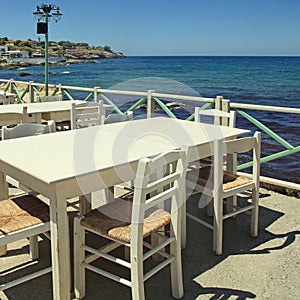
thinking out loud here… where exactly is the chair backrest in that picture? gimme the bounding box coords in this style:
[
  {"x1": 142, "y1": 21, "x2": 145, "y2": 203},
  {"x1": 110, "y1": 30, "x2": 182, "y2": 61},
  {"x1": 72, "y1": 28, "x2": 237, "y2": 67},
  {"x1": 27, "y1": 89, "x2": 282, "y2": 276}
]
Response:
[
  {"x1": 104, "y1": 111, "x2": 133, "y2": 124},
  {"x1": 38, "y1": 95, "x2": 63, "y2": 102},
  {"x1": 71, "y1": 101, "x2": 104, "y2": 129},
  {"x1": 195, "y1": 107, "x2": 236, "y2": 127},
  {"x1": 131, "y1": 149, "x2": 187, "y2": 241},
  {"x1": 214, "y1": 131, "x2": 261, "y2": 190},
  {"x1": 2, "y1": 120, "x2": 56, "y2": 140}
]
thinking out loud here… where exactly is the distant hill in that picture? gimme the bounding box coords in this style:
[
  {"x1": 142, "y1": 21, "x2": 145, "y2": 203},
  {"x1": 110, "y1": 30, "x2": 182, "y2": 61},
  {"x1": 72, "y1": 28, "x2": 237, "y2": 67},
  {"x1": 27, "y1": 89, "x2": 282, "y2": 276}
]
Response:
[{"x1": 0, "y1": 37, "x2": 125, "y2": 69}]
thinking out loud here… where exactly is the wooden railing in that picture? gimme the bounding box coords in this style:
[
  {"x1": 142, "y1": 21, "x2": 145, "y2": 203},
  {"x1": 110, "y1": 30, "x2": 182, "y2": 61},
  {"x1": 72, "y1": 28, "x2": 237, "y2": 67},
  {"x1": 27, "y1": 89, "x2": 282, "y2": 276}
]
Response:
[{"x1": 1, "y1": 78, "x2": 299, "y2": 192}]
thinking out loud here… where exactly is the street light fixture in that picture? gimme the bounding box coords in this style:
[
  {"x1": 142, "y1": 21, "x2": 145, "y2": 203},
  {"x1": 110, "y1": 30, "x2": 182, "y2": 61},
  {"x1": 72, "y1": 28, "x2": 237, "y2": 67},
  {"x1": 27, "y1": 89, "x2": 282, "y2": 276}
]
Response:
[{"x1": 33, "y1": 4, "x2": 62, "y2": 96}]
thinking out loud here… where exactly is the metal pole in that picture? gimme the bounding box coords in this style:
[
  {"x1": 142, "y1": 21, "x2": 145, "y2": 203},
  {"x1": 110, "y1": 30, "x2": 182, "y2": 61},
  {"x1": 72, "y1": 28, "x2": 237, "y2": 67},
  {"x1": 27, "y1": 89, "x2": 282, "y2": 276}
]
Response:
[{"x1": 44, "y1": 12, "x2": 49, "y2": 96}]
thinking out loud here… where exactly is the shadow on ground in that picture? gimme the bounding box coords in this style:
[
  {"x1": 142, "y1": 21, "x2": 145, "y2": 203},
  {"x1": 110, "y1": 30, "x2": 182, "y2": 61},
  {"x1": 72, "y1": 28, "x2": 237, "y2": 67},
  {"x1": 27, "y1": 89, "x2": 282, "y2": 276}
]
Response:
[{"x1": 1, "y1": 190, "x2": 300, "y2": 299}]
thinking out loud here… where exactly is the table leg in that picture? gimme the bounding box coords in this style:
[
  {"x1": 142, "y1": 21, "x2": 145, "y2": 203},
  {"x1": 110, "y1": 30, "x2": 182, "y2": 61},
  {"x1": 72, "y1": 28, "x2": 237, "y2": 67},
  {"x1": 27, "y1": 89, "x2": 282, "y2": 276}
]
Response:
[
  {"x1": 0, "y1": 171, "x2": 8, "y2": 256},
  {"x1": 49, "y1": 189, "x2": 71, "y2": 300}
]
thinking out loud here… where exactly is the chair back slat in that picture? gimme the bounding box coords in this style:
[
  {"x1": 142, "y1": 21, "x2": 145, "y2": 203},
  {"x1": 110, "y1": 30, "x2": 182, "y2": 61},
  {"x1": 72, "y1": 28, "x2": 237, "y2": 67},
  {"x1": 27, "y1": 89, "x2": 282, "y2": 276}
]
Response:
[
  {"x1": 71, "y1": 101, "x2": 104, "y2": 129},
  {"x1": 132, "y1": 150, "x2": 186, "y2": 221},
  {"x1": 224, "y1": 134, "x2": 258, "y2": 154},
  {"x1": 214, "y1": 132, "x2": 261, "y2": 188},
  {"x1": 195, "y1": 107, "x2": 236, "y2": 127}
]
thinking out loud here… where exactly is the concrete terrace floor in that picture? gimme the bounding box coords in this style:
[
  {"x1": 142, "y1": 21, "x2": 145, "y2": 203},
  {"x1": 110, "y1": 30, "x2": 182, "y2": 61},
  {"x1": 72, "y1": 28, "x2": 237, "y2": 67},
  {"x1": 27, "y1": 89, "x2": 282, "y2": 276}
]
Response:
[{"x1": 1, "y1": 188, "x2": 300, "y2": 300}]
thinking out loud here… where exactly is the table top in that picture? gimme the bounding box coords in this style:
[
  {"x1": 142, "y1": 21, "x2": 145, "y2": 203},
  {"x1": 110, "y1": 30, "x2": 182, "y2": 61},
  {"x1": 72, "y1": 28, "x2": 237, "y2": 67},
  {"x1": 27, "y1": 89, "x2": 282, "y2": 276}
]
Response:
[{"x1": 0, "y1": 117, "x2": 249, "y2": 185}]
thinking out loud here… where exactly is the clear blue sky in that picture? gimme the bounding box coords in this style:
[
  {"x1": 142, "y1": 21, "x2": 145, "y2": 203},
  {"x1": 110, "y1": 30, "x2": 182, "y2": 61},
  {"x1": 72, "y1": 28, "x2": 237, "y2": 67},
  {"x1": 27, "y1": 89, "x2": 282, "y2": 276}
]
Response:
[{"x1": 1, "y1": 0, "x2": 299, "y2": 56}]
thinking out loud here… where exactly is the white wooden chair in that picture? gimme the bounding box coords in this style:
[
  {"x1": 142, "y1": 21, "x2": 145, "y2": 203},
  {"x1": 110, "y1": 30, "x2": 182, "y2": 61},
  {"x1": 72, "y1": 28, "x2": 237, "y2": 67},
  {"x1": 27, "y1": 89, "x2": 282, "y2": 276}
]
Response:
[
  {"x1": 192, "y1": 107, "x2": 236, "y2": 166},
  {"x1": 186, "y1": 131, "x2": 261, "y2": 255},
  {"x1": 102, "y1": 111, "x2": 134, "y2": 197},
  {"x1": 2, "y1": 121, "x2": 55, "y2": 193},
  {"x1": 184, "y1": 107, "x2": 238, "y2": 236},
  {"x1": 38, "y1": 95, "x2": 63, "y2": 102},
  {"x1": 1, "y1": 121, "x2": 56, "y2": 260},
  {"x1": 194, "y1": 107, "x2": 236, "y2": 127},
  {"x1": 0, "y1": 194, "x2": 51, "y2": 291},
  {"x1": 104, "y1": 111, "x2": 133, "y2": 124},
  {"x1": 71, "y1": 101, "x2": 104, "y2": 129},
  {"x1": 74, "y1": 150, "x2": 187, "y2": 300}
]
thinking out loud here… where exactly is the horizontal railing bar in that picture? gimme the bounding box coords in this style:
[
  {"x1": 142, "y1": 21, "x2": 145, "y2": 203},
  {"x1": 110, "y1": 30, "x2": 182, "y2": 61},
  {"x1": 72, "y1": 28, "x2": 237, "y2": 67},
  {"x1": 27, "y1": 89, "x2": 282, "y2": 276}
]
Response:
[
  {"x1": 100, "y1": 88, "x2": 147, "y2": 97},
  {"x1": 61, "y1": 86, "x2": 94, "y2": 92},
  {"x1": 231, "y1": 102, "x2": 300, "y2": 114},
  {"x1": 153, "y1": 92, "x2": 214, "y2": 103}
]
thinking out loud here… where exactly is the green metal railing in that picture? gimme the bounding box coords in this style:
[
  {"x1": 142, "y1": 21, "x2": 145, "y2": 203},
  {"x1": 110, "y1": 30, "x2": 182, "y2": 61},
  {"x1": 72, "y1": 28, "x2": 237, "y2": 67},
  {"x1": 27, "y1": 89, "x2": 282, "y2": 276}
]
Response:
[{"x1": 1, "y1": 78, "x2": 299, "y2": 189}]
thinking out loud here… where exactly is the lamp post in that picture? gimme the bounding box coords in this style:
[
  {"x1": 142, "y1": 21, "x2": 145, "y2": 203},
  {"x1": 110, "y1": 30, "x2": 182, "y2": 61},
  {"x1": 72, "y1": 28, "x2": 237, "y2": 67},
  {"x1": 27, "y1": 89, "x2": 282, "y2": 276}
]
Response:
[{"x1": 33, "y1": 4, "x2": 62, "y2": 96}]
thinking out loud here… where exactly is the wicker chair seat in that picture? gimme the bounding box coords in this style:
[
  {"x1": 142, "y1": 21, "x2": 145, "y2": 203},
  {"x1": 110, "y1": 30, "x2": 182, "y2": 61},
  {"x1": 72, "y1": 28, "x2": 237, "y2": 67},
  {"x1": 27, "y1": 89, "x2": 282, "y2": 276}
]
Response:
[
  {"x1": 81, "y1": 198, "x2": 171, "y2": 243},
  {"x1": 0, "y1": 195, "x2": 49, "y2": 236},
  {"x1": 187, "y1": 166, "x2": 251, "y2": 191}
]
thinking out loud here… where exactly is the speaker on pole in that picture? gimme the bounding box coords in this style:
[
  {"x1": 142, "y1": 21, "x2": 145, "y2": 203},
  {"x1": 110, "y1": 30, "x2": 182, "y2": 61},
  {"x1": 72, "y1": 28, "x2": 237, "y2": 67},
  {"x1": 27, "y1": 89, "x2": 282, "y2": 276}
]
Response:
[{"x1": 37, "y1": 22, "x2": 48, "y2": 34}]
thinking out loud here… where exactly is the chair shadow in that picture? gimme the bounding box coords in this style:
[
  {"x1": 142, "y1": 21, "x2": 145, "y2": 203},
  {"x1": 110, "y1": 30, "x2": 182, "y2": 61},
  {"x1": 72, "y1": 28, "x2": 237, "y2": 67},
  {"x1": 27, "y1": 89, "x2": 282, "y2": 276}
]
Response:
[
  {"x1": 1, "y1": 192, "x2": 299, "y2": 300},
  {"x1": 182, "y1": 190, "x2": 300, "y2": 299}
]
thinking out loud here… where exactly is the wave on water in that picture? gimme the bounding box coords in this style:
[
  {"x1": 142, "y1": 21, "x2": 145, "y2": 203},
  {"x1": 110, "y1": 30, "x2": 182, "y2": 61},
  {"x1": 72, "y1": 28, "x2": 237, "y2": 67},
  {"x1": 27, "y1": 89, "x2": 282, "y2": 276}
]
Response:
[{"x1": 49, "y1": 71, "x2": 71, "y2": 75}]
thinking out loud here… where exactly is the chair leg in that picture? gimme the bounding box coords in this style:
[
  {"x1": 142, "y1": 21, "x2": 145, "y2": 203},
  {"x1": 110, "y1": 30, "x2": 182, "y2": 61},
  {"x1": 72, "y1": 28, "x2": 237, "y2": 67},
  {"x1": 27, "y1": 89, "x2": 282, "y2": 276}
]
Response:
[
  {"x1": 130, "y1": 242, "x2": 145, "y2": 300},
  {"x1": 79, "y1": 195, "x2": 91, "y2": 215},
  {"x1": 250, "y1": 188, "x2": 259, "y2": 237},
  {"x1": 206, "y1": 199, "x2": 214, "y2": 217},
  {"x1": 225, "y1": 195, "x2": 237, "y2": 214},
  {"x1": 124, "y1": 245, "x2": 130, "y2": 261},
  {"x1": 213, "y1": 194, "x2": 223, "y2": 255},
  {"x1": 181, "y1": 202, "x2": 186, "y2": 249},
  {"x1": 74, "y1": 216, "x2": 86, "y2": 299},
  {"x1": 170, "y1": 212, "x2": 184, "y2": 299},
  {"x1": 151, "y1": 228, "x2": 165, "y2": 262},
  {"x1": 29, "y1": 236, "x2": 39, "y2": 260}
]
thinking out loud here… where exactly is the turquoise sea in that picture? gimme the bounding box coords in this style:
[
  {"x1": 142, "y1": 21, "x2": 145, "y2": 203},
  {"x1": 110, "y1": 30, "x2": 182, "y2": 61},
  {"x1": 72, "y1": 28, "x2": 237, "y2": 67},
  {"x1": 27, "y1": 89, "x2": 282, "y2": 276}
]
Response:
[{"x1": 1, "y1": 56, "x2": 300, "y2": 184}]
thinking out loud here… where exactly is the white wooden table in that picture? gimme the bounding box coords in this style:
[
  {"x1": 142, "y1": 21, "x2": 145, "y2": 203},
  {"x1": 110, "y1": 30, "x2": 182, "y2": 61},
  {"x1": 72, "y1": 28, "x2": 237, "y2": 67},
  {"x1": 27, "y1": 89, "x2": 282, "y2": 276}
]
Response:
[
  {"x1": 0, "y1": 101, "x2": 110, "y2": 124},
  {"x1": 0, "y1": 117, "x2": 249, "y2": 299}
]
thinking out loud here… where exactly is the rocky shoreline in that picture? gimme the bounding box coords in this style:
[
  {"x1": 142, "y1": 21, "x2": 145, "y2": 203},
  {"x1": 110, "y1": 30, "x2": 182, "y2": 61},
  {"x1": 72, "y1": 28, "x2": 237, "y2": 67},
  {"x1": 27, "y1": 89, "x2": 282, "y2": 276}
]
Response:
[{"x1": 0, "y1": 55, "x2": 125, "y2": 70}]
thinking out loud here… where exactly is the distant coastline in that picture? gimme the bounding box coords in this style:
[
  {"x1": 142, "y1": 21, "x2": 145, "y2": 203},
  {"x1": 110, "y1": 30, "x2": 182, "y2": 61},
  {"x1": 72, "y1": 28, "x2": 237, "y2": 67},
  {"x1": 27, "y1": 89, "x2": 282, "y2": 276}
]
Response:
[
  {"x1": 0, "y1": 37, "x2": 126, "y2": 70},
  {"x1": 0, "y1": 55, "x2": 125, "y2": 70}
]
